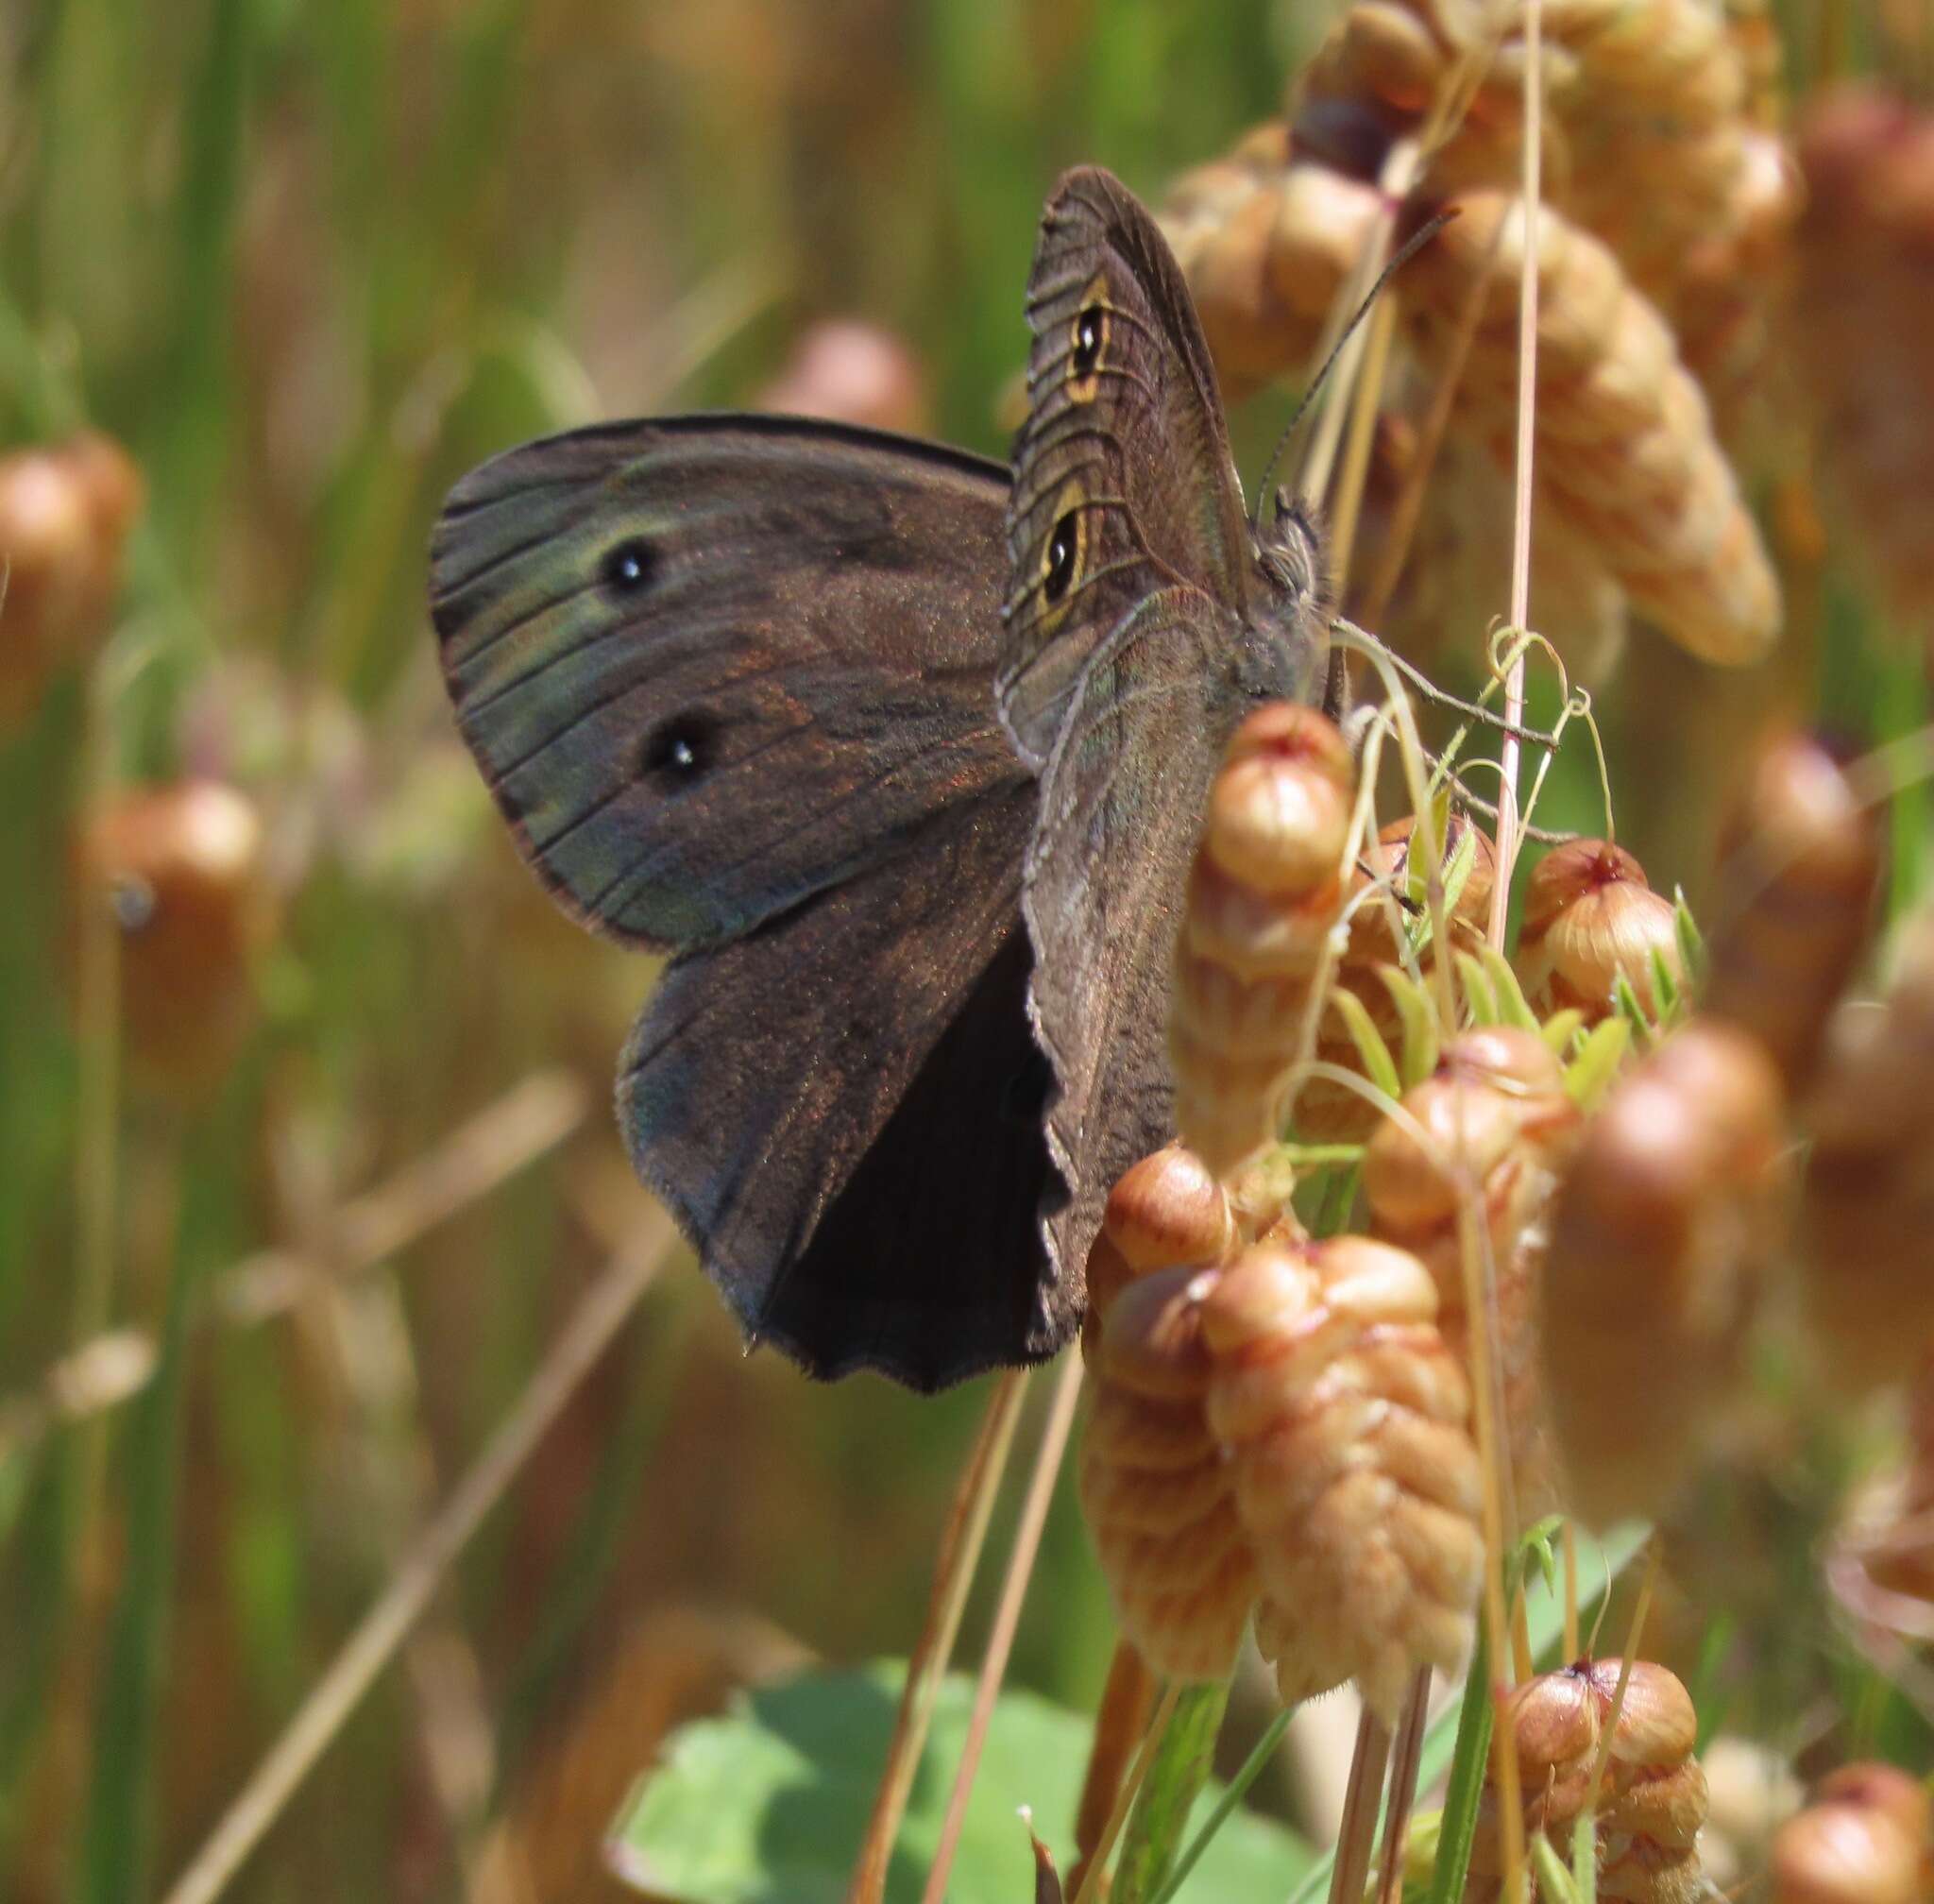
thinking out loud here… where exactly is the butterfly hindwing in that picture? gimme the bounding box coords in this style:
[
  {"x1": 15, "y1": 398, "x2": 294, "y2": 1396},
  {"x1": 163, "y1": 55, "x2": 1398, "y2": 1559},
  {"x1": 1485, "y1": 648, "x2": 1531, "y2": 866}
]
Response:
[{"x1": 431, "y1": 416, "x2": 1068, "y2": 1387}]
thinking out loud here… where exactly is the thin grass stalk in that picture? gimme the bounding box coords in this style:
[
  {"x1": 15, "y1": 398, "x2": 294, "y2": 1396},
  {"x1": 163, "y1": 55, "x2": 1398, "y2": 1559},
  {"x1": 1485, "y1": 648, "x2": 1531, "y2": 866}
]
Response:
[
  {"x1": 157, "y1": 1211, "x2": 674, "y2": 1904},
  {"x1": 1066, "y1": 1640, "x2": 1157, "y2": 1900},
  {"x1": 1070, "y1": 1683, "x2": 1182, "y2": 1904},
  {"x1": 1455, "y1": 1186, "x2": 1528, "y2": 1901},
  {"x1": 1111, "y1": 1680, "x2": 1231, "y2": 1904},
  {"x1": 69, "y1": 656, "x2": 121, "y2": 1592},
  {"x1": 1328, "y1": 1703, "x2": 1394, "y2": 1904},
  {"x1": 0, "y1": 1071, "x2": 587, "y2": 1463},
  {"x1": 1373, "y1": 1668, "x2": 1433, "y2": 1904},
  {"x1": 846, "y1": 1368, "x2": 1028, "y2": 1904},
  {"x1": 1354, "y1": 218, "x2": 1508, "y2": 635},
  {"x1": 1563, "y1": 1522, "x2": 1580, "y2": 1662},
  {"x1": 1489, "y1": 0, "x2": 1547, "y2": 955},
  {"x1": 73, "y1": 1128, "x2": 186, "y2": 1904},
  {"x1": 1327, "y1": 292, "x2": 1403, "y2": 587},
  {"x1": 919, "y1": 1353, "x2": 1083, "y2": 1904}
]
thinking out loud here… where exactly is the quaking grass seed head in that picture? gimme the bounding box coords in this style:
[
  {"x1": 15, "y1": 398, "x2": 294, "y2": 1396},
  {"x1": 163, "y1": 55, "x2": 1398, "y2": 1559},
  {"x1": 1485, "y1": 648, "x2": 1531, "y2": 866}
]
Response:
[
  {"x1": 1768, "y1": 1762, "x2": 1931, "y2": 1904},
  {"x1": 1541, "y1": 1018, "x2": 1788, "y2": 1527},
  {"x1": 1703, "y1": 731, "x2": 1884, "y2": 1099},
  {"x1": 1468, "y1": 1657, "x2": 1709, "y2": 1904},
  {"x1": 71, "y1": 779, "x2": 273, "y2": 1095},
  {"x1": 1799, "y1": 906, "x2": 1934, "y2": 1393},
  {"x1": 1517, "y1": 838, "x2": 1684, "y2": 1025},
  {"x1": 0, "y1": 433, "x2": 144, "y2": 729},
  {"x1": 1198, "y1": 1234, "x2": 1483, "y2": 1723}
]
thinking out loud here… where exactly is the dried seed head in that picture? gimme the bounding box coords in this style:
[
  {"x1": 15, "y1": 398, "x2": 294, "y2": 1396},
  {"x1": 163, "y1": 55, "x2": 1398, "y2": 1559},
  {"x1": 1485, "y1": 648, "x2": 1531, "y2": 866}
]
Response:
[
  {"x1": 1364, "y1": 1028, "x2": 1580, "y2": 1517},
  {"x1": 1204, "y1": 705, "x2": 1356, "y2": 896},
  {"x1": 0, "y1": 434, "x2": 144, "y2": 728},
  {"x1": 1769, "y1": 1763, "x2": 1929, "y2": 1904},
  {"x1": 72, "y1": 780, "x2": 272, "y2": 1093},
  {"x1": 1080, "y1": 1261, "x2": 1260, "y2": 1679},
  {"x1": 755, "y1": 318, "x2": 929, "y2": 436},
  {"x1": 1796, "y1": 86, "x2": 1934, "y2": 636},
  {"x1": 1198, "y1": 1234, "x2": 1483, "y2": 1721},
  {"x1": 1703, "y1": 732, "x2": 1883, "y2": 1098},
  {"x1": 1542, "y1": 1019, "x2": 1788, "y2": 1526},
  {"x1": 1171, "y1": 705, "x2": 1357, "y2": 1175},
  {"x1": 1162, "y1": 136, "x2": 1380, "y2": 401},
  {"x1": 1470, "y1": 1658, "x2": 1709, "y2": 1904},
  {"x1": 1517, "y1": 839, "x2": 1685, "y2": 1024},
  {"x1": 1800, "y1": 910, "x2": 1934, "y2": 1393},
  {"x1": 1400, "y1": 190, "x2": 1780, "y2": 667}
]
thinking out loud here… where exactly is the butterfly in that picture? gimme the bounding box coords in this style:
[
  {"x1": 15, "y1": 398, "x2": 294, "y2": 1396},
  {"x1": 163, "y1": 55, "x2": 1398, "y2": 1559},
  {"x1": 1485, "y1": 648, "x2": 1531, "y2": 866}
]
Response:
[{"x1": 428, "y1": 166, "x2": 1331, "y2": 1391}]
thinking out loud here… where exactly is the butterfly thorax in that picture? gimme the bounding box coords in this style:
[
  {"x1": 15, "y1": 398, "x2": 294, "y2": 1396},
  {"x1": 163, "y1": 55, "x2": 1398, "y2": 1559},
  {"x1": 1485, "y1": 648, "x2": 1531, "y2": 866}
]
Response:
[{"x1": 1241, "y1": 492, "x2": 1332, "y2": 704}]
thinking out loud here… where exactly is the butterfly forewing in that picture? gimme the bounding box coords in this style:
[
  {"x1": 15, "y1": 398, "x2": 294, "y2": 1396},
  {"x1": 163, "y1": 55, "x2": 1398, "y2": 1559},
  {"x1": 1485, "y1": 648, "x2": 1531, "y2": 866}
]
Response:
[
  {"x1": 433, "y1": 416, "x2": 1024, "y2": 950},
  {"x1": 431, "y1": 416, "x2": 1068, "y2": 1388},
  {"x1": 999, "y1": 166, "x2": 1255, "y2": 769}
]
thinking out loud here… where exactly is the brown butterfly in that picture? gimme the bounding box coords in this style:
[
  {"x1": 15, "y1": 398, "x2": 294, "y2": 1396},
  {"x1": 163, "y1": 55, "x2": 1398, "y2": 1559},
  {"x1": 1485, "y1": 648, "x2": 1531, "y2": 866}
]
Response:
[{"x1": 428, "y1": 166, "x2": 1330, "y2": 1390}]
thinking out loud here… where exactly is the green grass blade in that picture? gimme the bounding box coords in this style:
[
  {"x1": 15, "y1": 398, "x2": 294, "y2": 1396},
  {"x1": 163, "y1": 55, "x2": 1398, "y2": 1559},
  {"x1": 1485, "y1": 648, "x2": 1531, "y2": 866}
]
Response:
[
  {"x1": 1426, "y1": 1624, "x2": 1494, "y2": 1904},
  {"x1": 1113, "y1": 1681, "x2": 1230, "y2": 1904},
  {"x1": 1147, "y1": 1707, "x2": 1294, "y2": 1904}
]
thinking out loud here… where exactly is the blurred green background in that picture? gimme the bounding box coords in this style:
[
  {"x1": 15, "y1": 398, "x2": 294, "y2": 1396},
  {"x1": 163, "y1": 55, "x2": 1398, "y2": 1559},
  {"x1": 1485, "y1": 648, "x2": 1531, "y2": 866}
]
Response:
[{"x1": 3, "y1": 1, "x2": 1931, "y2": 1900}]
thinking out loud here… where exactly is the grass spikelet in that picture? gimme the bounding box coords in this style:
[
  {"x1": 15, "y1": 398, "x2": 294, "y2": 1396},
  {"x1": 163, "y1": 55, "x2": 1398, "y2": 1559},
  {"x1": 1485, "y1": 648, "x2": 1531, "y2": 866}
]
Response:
[
  {"x1": 1399, "y1": 189, "x2": 1780, "y2": 667},
  {"x1": 1795, "y1": 85, "x2": 1934, "y2": 638},
  {"x1": 1798, "y1": 906, "x2": 1934, "y2": 1392},
  {"x1": 1078, "y1": 1150, "x2": 1260, "y2": 1682},
  {"x1": 1363, "y1": 1028, "x2": 1582, "y2": 1520},
  {"x1": 1767, "y1": 1762, "x2": 1929, "y2": 1904},
  {"x1": 1170, "y1": 705, "x2": 1358, "y2": 1176},
  {"x1": 1516, "y1": 838, "x2": 1686, "y2": 1027},
  {"x1": 1161, "y1": 135, "x2": 1384, "y2": 408},
  {"x1": 1200, "y1": 1233, "x2": 1484, "y2": 1723},
  {"x1": 1466, "y1": 1657, "x2": 1710, "y2": 1903},
  {"x1": 1702, "y1": 731, "x2": 1885, "y2": 1098},
  {"x1": 1540, "y1": 1018, "x2": 1788, "y2": 1527}
]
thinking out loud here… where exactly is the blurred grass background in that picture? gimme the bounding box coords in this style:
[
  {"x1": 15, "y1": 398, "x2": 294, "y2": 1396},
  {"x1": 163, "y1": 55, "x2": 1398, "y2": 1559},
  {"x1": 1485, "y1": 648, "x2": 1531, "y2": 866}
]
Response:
[{"x1": 0, "y1": 1, "x2": 1929, "y2": 1900}]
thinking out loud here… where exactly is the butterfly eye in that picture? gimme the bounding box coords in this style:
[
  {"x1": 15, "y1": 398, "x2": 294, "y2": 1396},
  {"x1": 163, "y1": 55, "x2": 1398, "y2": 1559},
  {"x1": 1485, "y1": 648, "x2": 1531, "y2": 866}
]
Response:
[
  {"x1": 642, "y1": 713, "x2": 720, "y2": 784},
  {"x1": 1044, "y1": 512, "x2": 1079, "y2": 604},
  {"x1": 602, "y1": 537, "x2": 656, "y2": 595},
  {"x1": 1072, "y1": 306, "x2": 1105, "y2": 378}
]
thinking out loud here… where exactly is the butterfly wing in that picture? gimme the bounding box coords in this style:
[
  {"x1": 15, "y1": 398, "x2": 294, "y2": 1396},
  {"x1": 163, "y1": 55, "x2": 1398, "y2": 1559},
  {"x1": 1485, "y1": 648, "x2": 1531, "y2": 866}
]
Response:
[
  {"x1": 431, "y1": 415, "x2": 1066, "y2": 1387},
  {"x1": 999, "y1": 165, "x2": 1256, "y2": 769},
  {"x1": 1002, "y1": 168, "x2": 1328, "y2": 1292},
  {"x1": 1022, "y1": 588, "x2": 1247, "y2": 1280}
]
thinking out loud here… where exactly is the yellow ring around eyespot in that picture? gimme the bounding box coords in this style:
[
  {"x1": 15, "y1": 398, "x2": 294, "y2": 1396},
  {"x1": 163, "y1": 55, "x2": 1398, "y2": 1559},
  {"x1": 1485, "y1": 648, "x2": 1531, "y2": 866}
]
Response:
[
  {"x1": 1036, "y1": 476, "x2": 1091, "y2": 638},
  {"x1": 1066, "y1": 271, "x2": 1113, "y2": 405}
]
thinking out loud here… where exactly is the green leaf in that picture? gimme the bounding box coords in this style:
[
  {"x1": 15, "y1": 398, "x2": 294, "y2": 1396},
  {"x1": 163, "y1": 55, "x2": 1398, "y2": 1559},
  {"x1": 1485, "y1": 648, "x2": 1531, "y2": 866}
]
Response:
[
  {"x1": 1564, "y1": 1018, "x2": 1632, "y2": 1111},
  {"x1": 1454, "y1": 952, "x2": 1500, "y2": 1027},
  {"x1": 1375, "y1": 963, "x2": 1441, "y2": 1087},
  {"x1": 1425, "y1": 1624, "x2": 1493, "y2": 1904},
  {"x1": 1672, "y1": 888, "x2": 1706, "y2": 986},
  {"x1": 606, "y1": 1663, "x2": 1314, "y2": 1904},
  {"x1": 1647, "y1": 944, "x2": 1681, "y2": 1024},
  {"x1": 1115, "y1": 1682, "x2": 1229, "y2": 1904},
  {"x1": 1331, "y1": 986, "x2": 1401, "y2": 1103},
  {"x1": 1610, "y1": 974, "x2": 1653, "y2": 1045},
  {"x1": 1539, "y1": 1009, "x2": 1586, "y2": 1059},
  {"x1": 1479, "y1": 944, "x2": 1540, "y2": 1033},
  {"x1": 1531, "y1": 1829, "x2": 1584, "y2": 1902}
]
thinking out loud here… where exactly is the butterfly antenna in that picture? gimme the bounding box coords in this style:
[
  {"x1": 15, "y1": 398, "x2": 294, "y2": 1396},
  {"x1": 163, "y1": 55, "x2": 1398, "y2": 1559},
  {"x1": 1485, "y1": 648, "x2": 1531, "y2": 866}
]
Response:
[{"x1": 1250, "y1": 207, "x2": 1458, "y2": 531}]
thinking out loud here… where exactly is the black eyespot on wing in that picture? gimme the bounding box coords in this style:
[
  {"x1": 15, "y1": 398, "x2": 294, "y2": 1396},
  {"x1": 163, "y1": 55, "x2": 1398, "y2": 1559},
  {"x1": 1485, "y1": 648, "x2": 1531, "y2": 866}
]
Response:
[
  {"x1": 641, "y1": 712, "x2": 722, "y2": 785},
  {"x1": 602, "y1": 537, "x2": 657, "y2": 596},
  {"x1": 1044, "y1": 513, "x2": 1078, "y2": 604},
  {"x1": 1072, "y1": 306, "x2": 1104, "y2": 377}
]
